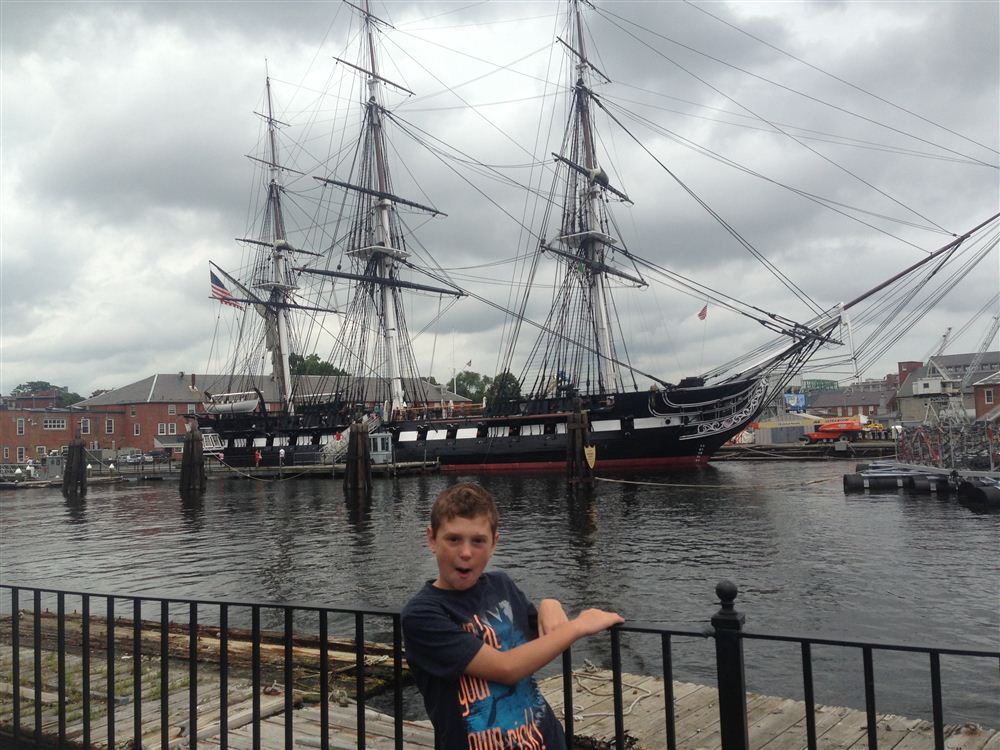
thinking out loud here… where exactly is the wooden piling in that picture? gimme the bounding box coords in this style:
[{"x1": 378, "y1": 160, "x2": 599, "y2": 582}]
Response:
[
  {"x1": 62, "y1": 438, "x2": 87, "y2": 498},
  {"x1": 344, "y1": 420, "x2": 371, "y2": 495},
  {"x1": 179, "y1": 429, "x2": 207, "y2": 495},
  {"x1": 566, "y1": 405, "x2": 594, "y2": 485}
]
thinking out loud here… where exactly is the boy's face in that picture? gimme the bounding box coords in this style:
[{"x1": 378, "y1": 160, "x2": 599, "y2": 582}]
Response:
[{"x1": 427, "y1": 514, "x2": 499, "y2": 591}]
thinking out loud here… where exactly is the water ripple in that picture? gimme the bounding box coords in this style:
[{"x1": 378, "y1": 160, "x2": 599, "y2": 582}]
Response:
[{"x1": 1, "y1": 462, "x2": 997, "y2": 723}]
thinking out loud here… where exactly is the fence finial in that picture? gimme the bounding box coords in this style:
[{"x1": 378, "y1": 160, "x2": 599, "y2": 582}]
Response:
[{"x1": 713, "y1": 580, "x2": 744, "y2": 628}]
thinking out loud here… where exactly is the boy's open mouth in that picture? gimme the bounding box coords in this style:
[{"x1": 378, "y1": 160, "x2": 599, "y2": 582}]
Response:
[{"x1": 455, "y1": 566, "x2": 472, "y2": 575}]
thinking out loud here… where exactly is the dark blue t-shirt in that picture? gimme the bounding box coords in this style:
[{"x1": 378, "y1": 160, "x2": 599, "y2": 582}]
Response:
[{"x1": 401, "y1": 570, "x2": 566, "y2": 749}]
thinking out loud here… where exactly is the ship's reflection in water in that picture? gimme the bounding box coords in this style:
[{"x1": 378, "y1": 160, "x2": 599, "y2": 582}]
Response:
[{"x1": 4, "y1": 461, "x2": 998, "y2": 725}]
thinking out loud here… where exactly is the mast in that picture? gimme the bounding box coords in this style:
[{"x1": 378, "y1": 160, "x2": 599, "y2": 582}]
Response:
[
  {"x1": 255, "y1": 75, "x2": 296, "y2": 411},
  {"x1": 362, "y1": 4, "x2": 407, "y2": 413},
  {"x1": 573, "y1": 1, "x2": 618, "y2": 393}
]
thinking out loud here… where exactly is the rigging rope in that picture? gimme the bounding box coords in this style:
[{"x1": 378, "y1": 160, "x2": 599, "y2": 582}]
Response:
[
  {"x1": 682, "y1": 0, "x2": 1000, "y2": 159},
  {"x1": 589, "y1": 94, "x2": 825, "y2": 316},
  {"x1": 597, "y1": 4, "x2": 996, "y2": 175}
]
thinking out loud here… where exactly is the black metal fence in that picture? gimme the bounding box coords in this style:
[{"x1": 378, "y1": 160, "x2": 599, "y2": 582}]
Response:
[{"x1": 1, "y1": 581, "x2": 996, "y2": 750}]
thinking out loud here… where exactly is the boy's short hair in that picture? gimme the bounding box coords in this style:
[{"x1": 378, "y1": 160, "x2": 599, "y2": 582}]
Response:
[{"x1": 430, "y1": 482, "x2": 498, "y2": 536}]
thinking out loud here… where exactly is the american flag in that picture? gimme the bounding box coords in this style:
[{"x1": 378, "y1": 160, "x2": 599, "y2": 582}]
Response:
[
  {"x1": 211, "y1": 271, "x2": 244, "y2": 310},
  {"x1": 697, "y1": 304, "x2": 708, "y2": 321}
]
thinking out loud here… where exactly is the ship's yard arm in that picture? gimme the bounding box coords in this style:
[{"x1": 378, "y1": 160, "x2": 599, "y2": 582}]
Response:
[{"x1": 839, "y1": 211, "x2": 1000, "y2": 312}]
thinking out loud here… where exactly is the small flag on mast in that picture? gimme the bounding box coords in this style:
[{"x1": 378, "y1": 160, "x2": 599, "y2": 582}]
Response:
[
  {"x1": 211, "y1": 271, "x2": 244, "y2": 310},
  {"x1": 697, "y1": 304, "x2": 708, "y2": 321},
  {"x1": 465, "y1": 359, "x2": 472, "y2": 367}
]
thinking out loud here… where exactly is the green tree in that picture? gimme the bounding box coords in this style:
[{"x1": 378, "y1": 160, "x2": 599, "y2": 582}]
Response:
[
  {"x1": 289, "y1": 353, "x2": 348, "y2": 376},
  {"x1": 451, "y1": 370, "x2": 490, "y2": 401},
  {"x1": 12, "y1": 381, "x2": 83, "y2": 406},
  {"x1": 13, "y1": 381, "x2": 55, "y2": 395},
  {"x1": 484, "y1": 370, "x2": 521, "y2": 406}
]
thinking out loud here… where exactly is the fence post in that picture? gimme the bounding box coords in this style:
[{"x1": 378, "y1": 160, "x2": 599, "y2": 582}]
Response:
[{"x1": 712, "y1": 580, "x2": 749, "y2": 750}]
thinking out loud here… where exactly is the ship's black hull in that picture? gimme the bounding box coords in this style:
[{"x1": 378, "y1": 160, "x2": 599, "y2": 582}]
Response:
[
  {"x1": 197, "y1": 377, "x2": 767, "y2": 471},
  {"x1": 391, "y1": 378, "x2": 765, "y2": 471},
  {"x1": 195, "y1": 405, "x2": 350, "y2": 468}
]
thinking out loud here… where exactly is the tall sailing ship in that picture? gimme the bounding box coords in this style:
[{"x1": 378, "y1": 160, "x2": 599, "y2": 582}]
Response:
[
  {"x1": 198, "y1": 1, "x2": 463, "y2": 466},
  {"x1": 198, "y1": 1, "x2": 998, "y2": 470}
]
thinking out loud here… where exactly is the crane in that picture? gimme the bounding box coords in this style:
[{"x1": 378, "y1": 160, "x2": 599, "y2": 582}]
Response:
[
  {"x1": 922, "y1": 327, "x2": 952, "y2": 364},
  {"x1": 961, "y1": 315, "x2": 1000, "y2": 390}
]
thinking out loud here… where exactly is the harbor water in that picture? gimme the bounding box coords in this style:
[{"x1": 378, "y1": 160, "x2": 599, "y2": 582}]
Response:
[{"x1": 1, "y1": 461, "x2": 997, "y2": 726}]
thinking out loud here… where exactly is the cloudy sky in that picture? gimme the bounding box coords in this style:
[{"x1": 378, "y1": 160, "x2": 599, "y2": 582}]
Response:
[{"x1": 2, "y1": 0, "x2": 997, "y2": 398}]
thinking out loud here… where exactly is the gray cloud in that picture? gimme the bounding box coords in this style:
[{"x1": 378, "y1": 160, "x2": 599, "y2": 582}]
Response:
[{"x1": 1, "y1": 0, "x2": 996, "y2": 396}]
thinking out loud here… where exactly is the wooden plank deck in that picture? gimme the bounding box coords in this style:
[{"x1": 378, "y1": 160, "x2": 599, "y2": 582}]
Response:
[
  {"x1": 537, "y1": 669, "x2": 999, "y2": 750},
  {"x1": 1, "y1": 640, "x2": 995, "y2": 750}
]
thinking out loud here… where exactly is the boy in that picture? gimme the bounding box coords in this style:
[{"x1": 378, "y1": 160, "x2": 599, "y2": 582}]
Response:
[{"x1": 401, "y1": 482, "x2": 623, "y2": 749}]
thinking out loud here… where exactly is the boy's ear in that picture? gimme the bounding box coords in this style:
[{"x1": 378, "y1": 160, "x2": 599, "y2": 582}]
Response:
[{"x1": 425, "y1": 525, "x2": 435, "y2": 548}]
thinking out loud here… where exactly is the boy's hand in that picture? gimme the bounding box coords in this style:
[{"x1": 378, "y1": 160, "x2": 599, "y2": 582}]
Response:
[
  {"x1": 572, "y1": 608, "x2": 624, "y2": 636},
  {"x1": 537, "y1": 598, "x2": 569, "y2": 635},
  {"x1": 463, "y1": 605, "x2": 625, "y2": 686}
]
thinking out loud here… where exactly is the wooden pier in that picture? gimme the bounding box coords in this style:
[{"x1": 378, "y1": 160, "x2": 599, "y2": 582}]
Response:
[
  {"x1": 715, "y1": 442, "x2": 897, "y2": 461},
  {"x1": 537, "y1": 670, "x2": 998, "y2": 750},
  {"x1": 2, "y1": 631, "x2": 995, "y2": 750},
  {"x1": 219, "y1": 460, "x2": 438, "y2": 481}
]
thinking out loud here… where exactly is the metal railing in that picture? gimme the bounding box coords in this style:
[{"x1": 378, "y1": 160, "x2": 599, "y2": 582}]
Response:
[{"x1": 1, "y1": 581, "x2": 996, "y2": 750}]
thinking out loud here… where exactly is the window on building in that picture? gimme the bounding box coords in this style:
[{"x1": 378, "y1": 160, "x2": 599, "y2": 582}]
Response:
[
  {"x1": 90, "y1": 441, "x2": 99, "y2": 450},
  {"x1": 105, "y1": 418, "x2": 114, "y2": 434},
  {"x1": 168, "y1": 423, "x2": 177, "y2": 435},
  {"x1": 158, "y1": 423, "x2": 167, "y2": 435},
  {"x1": 80, "y1": 418, "x2": 90, "y2": 435},
  {"x1": 187, "y1": 403, "x2": 196, "y2": 414},
  {"x1": 987, "y1": 389, "x2": 995, "y2": 405},
  {"x1": 134, "y1": 423, "x2": 141, "y2": 436},
  {"x1": 922, "y1": 382, "x2": 930, "y2": 390},
  {"x1": 16, "y1": 447, "x2": 25, "y2": 462},
  {"x1": 36, "y1": 446, "x2": 46, "y2": 456},
  {"x1": 130, "y1": 406, "x2": 137, "y2": 417},
  {"x1": 2, "y1": 447, "x2": 8, "y2": 460},
  {"x1": 43, "y1": 418, "x2": 67, "y2": 430},
  {"x1": 168, "y1": 404, "x2": 177, "y2": 415},
  {"x1": 16, "y1": 418, "x2": 25, "y2": 435}
]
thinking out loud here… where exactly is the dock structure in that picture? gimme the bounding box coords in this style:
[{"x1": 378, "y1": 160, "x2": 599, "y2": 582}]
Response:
[
  {"x1": 537, "y1": 670, "x2": 998, "y2": 750},
  {"x1": 2, "y1": 638, "x2": 996, "y2": 750},
  {"x1": 715, "y1": 442, "x2": 897, "y2": 461},
  {"x1": 223, "y1": 460, "x2": 437, "y2": 481},
  {"x1": 0, "y1": 460, "x2": 438, "y2": 490},
  {"x1": 842, "y1": 460, "x2": 1000, "y2": 503}
]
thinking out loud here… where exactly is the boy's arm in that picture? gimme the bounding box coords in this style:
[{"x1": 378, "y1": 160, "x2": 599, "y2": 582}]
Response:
[
  {"x1": 464, "y1": 608, "x2": 623, "y2": 686},
  {"x1": 537, "y1": 598, "x2": 569, "y2": 636}
]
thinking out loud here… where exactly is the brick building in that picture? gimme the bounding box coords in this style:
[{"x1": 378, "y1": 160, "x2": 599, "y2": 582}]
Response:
[
  {"x1": 1, "y1": 389, "x2": 63, "y2": 410},
  {"x1": 972, "y1": 371, "x2": 999, "y2": 421},
  {"x1": 806, "y1": 387, "x2": 892, "y2": 419},
  {"x1": 895, "y1": 351, "x2": 1000, "y2": 423},
  {"x1": 2, "y1": 371, "x2": 464, "y2": 463},
  {"x1": 0, "y1": 406, "x2": 123, "y2": 463},
  {"x1": 0, "y1": 373, "x2": 210, "y2": 463}
]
